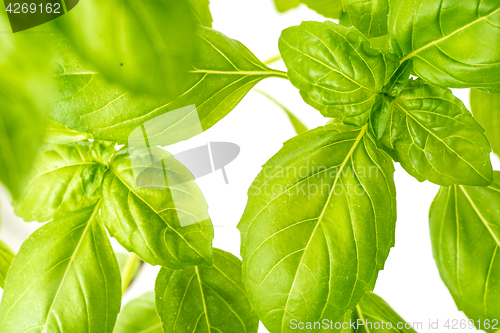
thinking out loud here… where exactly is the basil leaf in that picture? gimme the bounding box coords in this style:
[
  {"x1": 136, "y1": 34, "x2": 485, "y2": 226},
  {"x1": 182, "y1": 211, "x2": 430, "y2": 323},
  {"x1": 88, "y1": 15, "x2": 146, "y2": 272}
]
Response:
[
  {"x1": 45, "y1": 120, "x2": 93, "y2": 144},
  {"x1": 51, "y1": 27, "x2": 284, "y2": 144},
  {"x1": 238, "y1": 124, "x2": 396, "y2": 333},
  {"x1": 388, "y1": 1, "x2": 500, "y2": 93},
  {"x1": 0, "y1": 240, "x2": 14, "y2": 289},
  {"x1": 381, "y1": 60, "x2": 412, "y2": 98},
  {"x1": 53, "y1": 0, "x2": 198, "y2": 97},
  {"x1": 14, "y1": 141, "x2": 107, "y2": 222},
  {"x1": 300, "y1": 0, "x2": 343, "y2": 19},
  {"x1": 279, "y1": 21, "x2": 397, "y2": 126},
  {"x1": 0, "y1": 10, "x2": 53, "y2": 199},
  {"x1": 155, "y1": 248, "x2": 259, "y2": 333},
  {"x1": 329, "y1": 292, "x2": 417, "y2": 332},
  {"x1": 343, "y1": 0, "x2": 389, "y2": 38},
  {"x1": 273, "y1": 0, "x2": 300, "y2": 13},
  {"x1": 188, "y1": 0, "x2": 213, "y2": 27},
  {"x1": 470, "y1": 89, "x2": 500, "y2": 158},
  {"x1": 114, "y1": 292, "x2": 161, "y2": 333},
  {"x1": 379, "y1": 79, "x2": 493, "y2": 186},
  {"x1": 0, "y1": 204, "x2": 121, "y2": 333},
  {"x1": 430, "y1": 174, "x2": 500, "y2": 333},
  {"x1": 101, "y1": 148, "x2": 213, "y2": 269},
  {"x1": 370, "y1": 94, "x2": 393, "y2": 139},
  {"x1": 116, "y1": 253, "x2": 142, "y2": 282}
]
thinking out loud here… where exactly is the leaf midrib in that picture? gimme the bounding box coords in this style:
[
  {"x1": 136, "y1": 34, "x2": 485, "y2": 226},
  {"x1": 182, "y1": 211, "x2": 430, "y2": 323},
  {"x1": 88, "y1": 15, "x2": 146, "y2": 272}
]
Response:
[
  {"x1": 400, "y1": 7, "x2": 500, "y2": 63},
  {"x1": 280, "y1": 125, "x2": 367, "y2": 331}
]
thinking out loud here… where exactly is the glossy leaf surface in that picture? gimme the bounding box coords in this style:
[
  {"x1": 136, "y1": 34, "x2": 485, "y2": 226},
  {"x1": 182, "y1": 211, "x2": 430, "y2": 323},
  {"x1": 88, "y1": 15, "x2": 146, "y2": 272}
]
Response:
[
  {"x1": 114, "y1": 292, "x2": 161, "y2": 333},
  {"x1": 54, "y1": 0, "x2": 198, "y2": 97},
  {"x1": 430, "y1": 173, "x2": 500, "y2": 332},
  {"x1": 0, "y1": 240, "x2": 14, "y2": 289},
  {"x1": 380, "y1": 80, "x2": 493, "y2": 186},
  {"x1": 0, "y1": 204, "x2": 121, "y2": 333},
  {"x1": 470, "y1": 89, "x2": 500, "y2": 158},
  {"x1": 52, "y1": 27, "x2": 284, "y2": 144},
  {"x1": 14, "y1": 141, "x2": 107, "y2": 222},
  {"x1": 238, "y1": 124, "x2": 396, "y2": 333},
  {"x1": 155, "y1": 248, "x2": 259, "y2": 333},
  {"x1": 279, "y1": 21, "x2": 397, "y2": 126},
  {"x1": 389, "y1": 0, "x2": 500, "y2": 92},
  {"x1": 343, "y1": 0, "x2": 389, "y2": 38},
  {"x1": 101, "y1": 148, "x2": 213, "y2": 269}
]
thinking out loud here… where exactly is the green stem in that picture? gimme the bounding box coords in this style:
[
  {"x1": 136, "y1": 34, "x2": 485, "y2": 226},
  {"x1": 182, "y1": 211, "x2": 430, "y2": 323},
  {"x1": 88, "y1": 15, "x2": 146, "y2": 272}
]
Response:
[
  {"x1": 121, "y1": 253, "x2": 140, "y2": 294},
  {"x1": 264, "y1": 54, "x2": 282, "y2": 65}
]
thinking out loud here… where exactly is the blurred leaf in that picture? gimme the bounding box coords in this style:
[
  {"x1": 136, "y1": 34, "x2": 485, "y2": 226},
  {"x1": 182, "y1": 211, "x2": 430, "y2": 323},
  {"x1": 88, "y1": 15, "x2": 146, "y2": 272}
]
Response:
[
  {"x1": 156, "y1": 248, "x2": 259, "y2": 333},
  {"x1": 470, "y1": 89, "x2": 500, "y2": 159},
  {"x1": 51, "y1": 27, "x2": 285, "y2": 144},
  {"x1": 114, "y1": 293, "x2": 161, "y2": 333},
  {"x1": 0, "y1": 6, "x2": 53, "y2": 198},
  {"x1": 116, "y1": 253, "x2": 142, "y2": 283},
  {"x1": 255, "y1": 89, "x2": 308, "y2": 135},
  {"x1": 53, "y1": 0, "x2": 198, "y2": 97},
  {"x1": 273, "y1": 0, "x2": 300, "y2": 13},
  {"x1": 45, "y1": 120, "x2": 93, "y2": 144},
  {"x1": 188, "y1": 0, "x2": 213, "y2": 27},
  {"x1": 0, "y1": 240, "x2": 14, "y2": 289},
  {"x1": 300, "y1": 0, "x2": 343, "y2": 19}
]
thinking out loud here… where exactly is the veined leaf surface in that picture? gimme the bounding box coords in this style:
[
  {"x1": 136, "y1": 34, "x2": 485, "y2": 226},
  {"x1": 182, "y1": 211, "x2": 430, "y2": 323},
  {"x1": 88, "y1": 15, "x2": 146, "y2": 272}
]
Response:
[
  {"x1": 430, "y1": 173, "x2": 500, "y2": 332},
  {"x1": 343, "y1": 0, "x2": 389, "y2": 38},
  {"x1": 114, "y1": 292, "x2": 161, "y2": 333},
  {"x1": 238, "y1": 124, "x2": 396, "y2": 333},
  {"x1": 389, "y1": 0, "x2": 500, "y2": 92},
  {"x1": 51, "y1": 27, "x2": 285, "y2": 144},
  {"x1": 101, "y1": 148, "x2": 214, "y2": 269},
  {"x1": 0, "y1": 204, "x2": 121, "y2": 333},
  {"x1": 155, "y1": 248, "x2": 259, "y2": 333},
  {"x1": 188, "y1": 0, "x2": 212, "y2": 27},
  {"x1": 279, "y1": 21, "x2": 397, "y2": 126},
  {"x1": 54, "y1": 0, "x2": 198, "y2": 97},
  {"x1": 470, "y1": 89, "x2": 500, "y2": 158},
  {"x1": 14, "y1": 141, "x2": 107, "y2": 222},
  {"x1": 379, "y1": 80, "x2": 492, "y2": 186}
]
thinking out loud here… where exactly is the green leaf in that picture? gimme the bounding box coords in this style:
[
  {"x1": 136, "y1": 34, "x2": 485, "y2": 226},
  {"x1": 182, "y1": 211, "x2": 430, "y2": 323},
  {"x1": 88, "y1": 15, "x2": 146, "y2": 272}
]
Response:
[
  {"x1": 0, "y1": 8, "x2": 53, "y2": 199},
  {"x1": 279, "y1": 21, "x2": 397, "y2": 126},
  {"x1": 45, "y1": 120, "x2": 93, "y2": 145},
  {"x1": 238, "y1": 124, "x2": 396, "y2": 333},
  {"x1": 101, "y1": 148, "x2": 214, "y2": 269},
  {"x1": 0, "y1": 240, "x2": 14, "y2": 289},
  {"x1": 470, "y1": 89, "x2": 500, "y2": 159},
  {"x1": 273, "y1": 0, "x2": 300, "y2": 13},
  {"x1": 53, "y1": 0, "x2": 198, "y2": 97},
  {"x1": 370, "y1": 94, "x2": 393, "y2": 139},
  {"x1": 14, "y1": 141, "x2": 108, "y2": 222},
  {"x1": 430, "y1": 173, "x2": 500, "y2": 333},
  {"x1": 188, "y1": 0, "x2": 213, "y2": 27},
  {"x1": 51, "y1": 27, "x2": 285, "y2": 144},
  {"x1": 388, "y1": 1, "x2": 500, "y2": 93},
  {"x1": 379, "y1": 79, "x2": 493, "y2": 186},
  {"x1": 116, "y1": 253, "x2": 142, "y2": 283},
  {"x1": 300, "y1": 0, "x2": 343, "y2": 19},
  {"x1": 0, "y1": 203, "x2": 121, "y2": 333},
  {"x1": 114, "y1": 292, "x2": 161, "y2": 333},
  {"x1": 343, "y1": 0, "x2": 389, "y2": 38},
  {"x1": 255, "y1": 89, "x2": 308, "y2": 135},
  {"x1": 381, "y1": 60, "x2": 412, "y2": 98},
  {"x1": 155, "y1": 248, "x2": 259, "y2": 333},
  {"x1": 330, "y1": 292, "x2": 417, "y2": 332}
]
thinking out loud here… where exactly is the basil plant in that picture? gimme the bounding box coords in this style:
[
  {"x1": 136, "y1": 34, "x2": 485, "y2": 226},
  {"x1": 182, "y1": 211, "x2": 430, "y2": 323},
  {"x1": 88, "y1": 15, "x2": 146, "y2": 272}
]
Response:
[{"x1": 0, "y1": 0, "x2": 499, "y2": 332}]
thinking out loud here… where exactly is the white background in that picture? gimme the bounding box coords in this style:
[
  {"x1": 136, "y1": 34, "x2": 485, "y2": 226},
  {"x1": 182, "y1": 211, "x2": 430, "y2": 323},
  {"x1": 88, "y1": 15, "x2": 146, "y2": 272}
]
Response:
[{"x1": 0, "y1": 1, "x2": 498, "y2": 332}]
